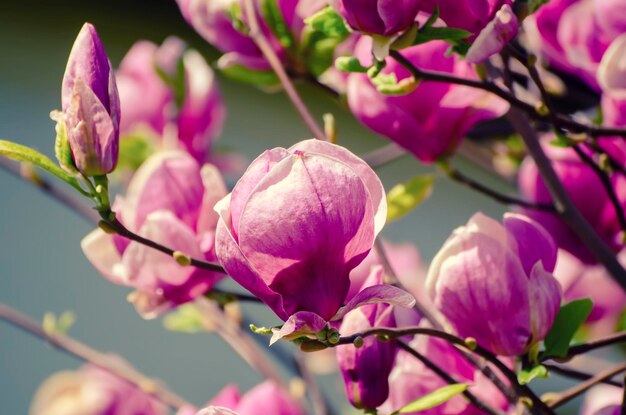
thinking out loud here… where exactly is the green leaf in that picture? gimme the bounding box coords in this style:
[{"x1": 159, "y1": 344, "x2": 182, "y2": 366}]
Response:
[
  {"x1": 518, "y1": 365, "x2": 549, "y2": 385},
  {"x1": 262, "y1": 0, "x2": 295, "y2": 50},
  {"x1": 163, "y1": 304, "x2": 205, "y2": 334},
  {"x1": 386, "y1": 175, "x2": 435, "y2": 222},
  {"x1": 543, "y1": 298, "x2": 593, "y2": 359},
  {"x1": 413, "y1": 27, "x2": 471, "y2": 46},
  {"x1": 43, "y1": 311, "x2": 76, "y2": 335},
  {"x1": 335, "y1": 56, "x2": 369, "y2": 73},
  {"x1": 117, "y1": 134, "x2": 156, "y2": 171},
  {"x1": 527, "y1": 0, "x2": 550, "y2": 13},
  {"x1": 549, "y1": 132, "x2": 571, "y2": 148},
  {"x1": 305, "y1": 6, "x2": 350, "y2": 39},
  {"x1": 392, "y1": 384, "x2": 468, "y2": 414},
  {"x1": 0, "y1": 139, "x2": 83, "y2": 192},
  {"x1": 155, "y1": 55, "x2": 186, "y2": 110},
  {"x1": 219, "y1": 62, "x2": 280, "y2": 86}
]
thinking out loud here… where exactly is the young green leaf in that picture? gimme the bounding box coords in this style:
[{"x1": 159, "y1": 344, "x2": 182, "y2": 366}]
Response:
[
  {"x1": 262, "y1": 0, "x2": 295, "y2": 50},
  {"x1": 305, "y1": 7, "x2": 350, "y2": 39},
  {"x1": 219, "y1": 64, "x2": 280, "y2": 86},
  {"x1": 542, "y1": 298, "x2": 593, "y2": 359},
  {"x1": 0, "y1": 139, "x2": 84, "y2": 193},
  {"x1": 386, "y1": 175, "x2": 435, "y2": 222},
  {"x1": 518, "y1": 365, "x2": 549, "y2": 385},
  {"x1": 392, "y1": 384, "x2": 468, "y2": 414},
  {"x1": 163, "y1": 304, "x2": 205, "y2": 334}
]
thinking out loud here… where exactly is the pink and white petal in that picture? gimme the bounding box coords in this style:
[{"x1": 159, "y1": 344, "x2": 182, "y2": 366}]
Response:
[
  {"x1": 528, "y1": 262, "x2": 563, "y2": 343},
  {"x1": 81, "y1": 228, "x2": 126, "y2": 285},
  {"x1": 270, "y1": 311, "x2": 328, "y2": 345},
  {"x1": 432, "y1": 230, "x2": 532, "y2": 356},
  {"x1": 238, "y1": 153, "x2": 375, "y2": 319},
  {"x1": 229, "y1": 148, "x2": 289, "y2": 239},
  {"x1": 215, "y1": 213, "x2": 286, "y2": 319},
  {"x1": 197, "y1": 163, "x2": 228, "y2": 234},
  {"x1": 208, "y1": 384, "x2": 241, "y2": 408},
  {"x1": 504, "y1": 212, "x2": 558, "y2": 274},
  {"x1": 333, "y1": 283, "x2": 416, "y2": 321},
  {"x1": 122, "y1": 211, "x2": 201, "y2": 288},
  {"x1": 290, "y1": 139, "x2": 387, "y2": 235},
  {"x1": 123, "y1": 151, "x2": 204, "y2": 231},
  {"x1": 196, "y1": 407, "x2": 240, "y2": 415}
]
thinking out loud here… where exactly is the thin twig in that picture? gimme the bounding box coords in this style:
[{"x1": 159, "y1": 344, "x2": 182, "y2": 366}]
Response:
[
  {"x1": 572, "y1": 145, "x2": 626, "y2": 235},
  {"x1": 208, "y1": 287, "x2": 264, "y2": 303},
  {"x1": 0, "y1": 158, "x2": 98, "y2": 224},
  {"x1": 513, "y1": 49, "x2": 626, "y2": 240},
  {"x1": 441, "y1": 163, "x2": 556, "y2": 211},
  {"x1": 388, "y1": 50, "x2": 626, "y2": 139},
  {"x1": 360, "y1": 143, "x2": 407, "y2": 168},
  {"x1": 195, "y1": 298, "x2": 285, "y2": 387},
  {"x1": 0, "y1": 303, "x2": 189, "y2": 410},
  {"x1": 105, "y1": 217, "x2": 226, "y2": 274},
  {"x1": 243, "y1": 0, "x2": 327, "y2": 141},
  {"x1": 551, "y1": 330, "x2": 626, "y2": 360},
  {"x1": 544, "y1": 364, "x2": 624, "y2": 388},
  {"x1": 294, "y1": 351, "x2": 329, "y2": 415},
  {"x1": 507, "y1": 107, "x2": 626, "y2": 289},
  {"x1": 397, "y1": 340, "x2": 506, "y2": 415},
  {"x1": 546, "y1": 363, "x2": 626, "y2": 409}
]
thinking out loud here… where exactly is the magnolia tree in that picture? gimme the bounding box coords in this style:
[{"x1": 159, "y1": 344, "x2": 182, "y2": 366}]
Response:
[{"x1": 2, "y1": 1, "x2": 626, "y2": 414}]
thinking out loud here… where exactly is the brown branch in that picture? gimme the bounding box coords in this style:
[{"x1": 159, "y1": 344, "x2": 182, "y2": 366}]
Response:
[
  {"x1": 544, "y1": 364, "x2": 624, "y2": 388},
  {"x1": 0, "y1": 158, "x2": 98, "y2": 224},
  {"x1": 441, "y1": 163, "x2": 555, "y2": 212},
  {"x1": 0, "y1": 303, "x2": 189, "y2": 410},
  {"x1": 546, "y1": 362, "x2": 626, "y2": 409},
  {"x1": 104, "y1": 217, "x2": 226, "y2": 274},
  {"x1": 397, "y1": 340, "x2": 506, "y2": 415},
  {"x1": 388, "y1": 50, "x2": 626, "y2": 139},
  {"x1": 243, "y1": 0, "x2": 327, "y2": 141}
]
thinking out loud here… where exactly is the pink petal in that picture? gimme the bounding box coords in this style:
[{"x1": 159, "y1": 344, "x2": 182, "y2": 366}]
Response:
[
  {"x1": 333, "y1": 283, "x2": 416, "y2": 321},
  {"x1": 289, "y1": 139, "x2": 387, "y2": 235},
  {"x1": 237, "y1": 153, "x2": 375, "y2": 319},
  {"x1": 504, "y1": 212, "x2": 558, "y2": 274},
  {"x1": 270, "y1": 311, "x2": 328, "y2": 345},
  {"x1": 214, "y1": 196, "x2": 287, "y2": 319},
  {"x1": 528, "y1": 262, "x2": 563, "y2": 343},
  {"x1": 123, "y1": 151, "x2": 204, "y2": 231},
  {"x1": 81, "y1": 229, "x2": 125, "y2": 285},
  {"x1": 122, "y1": 211, "x2": 201, "y2": 288}
]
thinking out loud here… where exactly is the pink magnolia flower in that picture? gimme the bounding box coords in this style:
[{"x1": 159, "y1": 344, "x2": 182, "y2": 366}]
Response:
[
  {"x1": 524, "y1": 0, "x2": 626, "y2": 89},
  {"x1": 423, "y1": 0, "x2": 512, "y2": 39},
  {"x1": 554, "y1": 249, "x2": 626, "y2": 337},
  {"x1": 176, "y1": 0, "x2": 325, "y2": 75},
  {"x1": 192, "y1": 382, "x2": 304, "y2": 415},
  {"x1": 337, "y1": 267, "x2": 399, "y2": 410},
  {"x1": 30, "y1": 362, "x2": 167, "y2": 415},
  {"x1": 59, "y1": 22, "x2": 120, "y2": 176},
  {"x1": 519, "y1": 138, "x2": 626, "y2": 263},
  {"x1": 580, "y1": 385, "x2": 623, "y2": 415},
  {"x1": 81, "y1": 151, "x2": 227, "y2": 318},
  {"x1": 329, "y1": 0, "x2": 422, "y2": 36},
  {"x1": 116, "y1": 37, "x2": 226, "y2": 163},
  {"x1": 426, "y1": 212, "x2": 562, "y2": 356},
  {"x1": 346, "y1": 38, "x2": 507, "y2": 163},
  {"x1": 379, "y1": 336, "x2": 511, "y2": 415},
  {"x1": 215, "y1": 139, "x2": 415, "y2": 340}
]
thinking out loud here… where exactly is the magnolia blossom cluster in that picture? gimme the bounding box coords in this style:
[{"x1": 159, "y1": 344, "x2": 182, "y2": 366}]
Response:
[{"x1": 21, "y1": 1, "x2": 626, "y2": 414}]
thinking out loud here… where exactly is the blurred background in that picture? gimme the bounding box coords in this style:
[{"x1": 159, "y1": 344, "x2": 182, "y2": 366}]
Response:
[{"x1": 0, "y1": 1, "x2": 564, "y2": 413}]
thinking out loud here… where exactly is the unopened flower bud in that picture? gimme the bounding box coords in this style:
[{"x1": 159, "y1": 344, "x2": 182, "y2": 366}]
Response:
[{"x1": 60, "y1": 23, "x2": 120, "y2": 176}]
